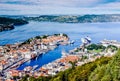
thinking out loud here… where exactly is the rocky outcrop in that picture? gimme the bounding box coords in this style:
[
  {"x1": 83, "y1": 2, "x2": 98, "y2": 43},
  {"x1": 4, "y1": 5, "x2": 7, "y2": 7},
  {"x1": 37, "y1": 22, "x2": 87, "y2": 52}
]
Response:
[
  {"x1": 0, "y1": 24, "x2": 14, "y2": 32},
  {"x1": 0, "y1": 17, "x2": 28, "y2": 32}
]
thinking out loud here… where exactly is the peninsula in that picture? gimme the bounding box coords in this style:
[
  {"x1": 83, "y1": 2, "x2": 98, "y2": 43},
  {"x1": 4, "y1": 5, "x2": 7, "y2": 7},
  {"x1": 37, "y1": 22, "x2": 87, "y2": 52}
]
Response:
[{"x1": 0, "y1": 17, "x2": 28, "y2": 32}]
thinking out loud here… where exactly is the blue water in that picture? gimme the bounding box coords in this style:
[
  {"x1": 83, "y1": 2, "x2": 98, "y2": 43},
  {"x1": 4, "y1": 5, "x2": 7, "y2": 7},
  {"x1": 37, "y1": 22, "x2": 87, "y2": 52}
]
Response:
[
  {"x1": 17, "y1": 42, "x2": 81, "y2": 70},
  {"x1": 0, "y1": 21, "x2": 120, "y2": 70}
]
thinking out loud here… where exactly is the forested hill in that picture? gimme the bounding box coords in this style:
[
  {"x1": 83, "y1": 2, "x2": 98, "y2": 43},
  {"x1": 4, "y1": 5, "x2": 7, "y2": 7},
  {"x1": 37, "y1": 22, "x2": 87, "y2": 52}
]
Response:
[
  {"x1": 89, "y1": 49, "x2": 120, "y2": 81},
  {"x1": 24, "y1": 14, "x2": 120, "y2": 23},
  {"x1": 0, "y1": 17, "x2": 28, "y2": 25}
]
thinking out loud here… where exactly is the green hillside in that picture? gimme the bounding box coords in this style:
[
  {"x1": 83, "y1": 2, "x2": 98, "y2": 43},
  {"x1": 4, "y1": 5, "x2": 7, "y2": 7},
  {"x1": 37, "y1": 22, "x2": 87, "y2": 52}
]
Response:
[{"x1": 89, "y1": 49, "x2": 120, "y2": 81}]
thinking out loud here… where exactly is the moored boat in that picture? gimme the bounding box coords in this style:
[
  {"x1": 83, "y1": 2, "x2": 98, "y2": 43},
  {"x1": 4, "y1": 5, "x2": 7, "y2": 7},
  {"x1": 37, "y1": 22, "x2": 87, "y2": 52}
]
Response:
[{"x1": 33, "y1": 65, "x2": 39, "y2": 70}]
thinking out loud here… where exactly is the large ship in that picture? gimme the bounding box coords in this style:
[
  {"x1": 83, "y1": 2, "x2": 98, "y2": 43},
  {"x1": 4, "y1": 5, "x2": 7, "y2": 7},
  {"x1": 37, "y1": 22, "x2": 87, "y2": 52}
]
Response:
[
  {"x1": 85, "y1": 36, "x2": 91, "y2": 43},
  {"x1": 81, "y1": 36, "x2": 92, "y2": 45}
]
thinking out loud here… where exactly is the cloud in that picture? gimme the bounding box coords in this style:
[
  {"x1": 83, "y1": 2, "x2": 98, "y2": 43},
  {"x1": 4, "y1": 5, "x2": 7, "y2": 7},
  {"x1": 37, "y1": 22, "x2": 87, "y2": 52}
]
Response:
[
  {"x1": 0, "y1": 0, "x2": 119, "y2": 7},
  {"x1": 0, "y1": 0, "x2": 105, "y2": 7},
  {"x1": 97, "y1": 2, "x2": 120, "y2": 8},
  {"x1": 35, "y1": 0, "x2": 101, "y2": 7},
  {"x1": 0, "y1": 0, "x2": 120, "y2": 15}
]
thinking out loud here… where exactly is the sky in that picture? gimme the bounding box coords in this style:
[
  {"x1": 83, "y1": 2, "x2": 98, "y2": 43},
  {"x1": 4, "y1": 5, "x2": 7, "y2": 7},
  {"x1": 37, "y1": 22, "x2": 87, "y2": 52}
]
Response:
[{"x1": 0, "y1": 0, "x2": 120, "y2": 15}]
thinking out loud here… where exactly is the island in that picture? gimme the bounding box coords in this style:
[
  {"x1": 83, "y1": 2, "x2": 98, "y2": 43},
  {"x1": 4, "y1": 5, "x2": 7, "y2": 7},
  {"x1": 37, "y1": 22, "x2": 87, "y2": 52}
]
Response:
[
  {"x1": 0, "y1": 24, "x2": 14, "y2": 32},
  {"x1": 0, "y1": 17, "x2": 28, "y2": 32}
]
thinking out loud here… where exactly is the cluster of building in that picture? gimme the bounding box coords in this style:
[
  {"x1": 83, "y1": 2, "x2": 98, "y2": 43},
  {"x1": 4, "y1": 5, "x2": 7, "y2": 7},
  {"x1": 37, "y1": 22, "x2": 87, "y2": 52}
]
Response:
[{"x1": 0, "y1": 33, "x2": 69, "y2": 81}]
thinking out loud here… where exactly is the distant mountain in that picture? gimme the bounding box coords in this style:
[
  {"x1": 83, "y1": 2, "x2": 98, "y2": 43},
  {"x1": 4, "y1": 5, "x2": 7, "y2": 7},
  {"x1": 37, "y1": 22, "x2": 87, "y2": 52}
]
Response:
[{"x1": 24, "y1": 14, "x2": 120, "y2": 23}]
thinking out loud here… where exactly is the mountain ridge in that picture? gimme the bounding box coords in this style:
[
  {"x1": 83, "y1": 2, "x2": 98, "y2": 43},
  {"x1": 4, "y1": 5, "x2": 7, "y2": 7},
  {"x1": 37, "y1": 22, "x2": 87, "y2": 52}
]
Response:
[{"x1": 23, "y1": 14, "x2": 120, "y2": 23}]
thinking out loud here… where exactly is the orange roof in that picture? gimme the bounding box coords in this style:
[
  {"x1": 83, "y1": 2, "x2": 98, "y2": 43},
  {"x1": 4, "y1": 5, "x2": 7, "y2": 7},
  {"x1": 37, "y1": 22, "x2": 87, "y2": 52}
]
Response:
[
  {"x1": 0, "y1": 60, "x2": 7, "y2": 65},
  {"x1": 9, "y1": 70, "x2": 19, "y2": 76},
  {"x1": 40, "y1": 67, "x2": 46, "y2": 71},
  {"x1": 59, "y1": 55, "x2": 79, "y2": 63},
  {"x1": 41, "y1": 36, "x2": 67, "y2": 44},
  {"x1": 18, "y1": 49, "x2": 29, "y2": 53},
  {"x1": 6, "y1": 79, "x2": 14, "y2": 81},
  {"x1": 40, "y1": 73, "x2": 46, "y2": 76},
  {"x1": 9, "y1": 50, "x2": 17, "y2": 53}
]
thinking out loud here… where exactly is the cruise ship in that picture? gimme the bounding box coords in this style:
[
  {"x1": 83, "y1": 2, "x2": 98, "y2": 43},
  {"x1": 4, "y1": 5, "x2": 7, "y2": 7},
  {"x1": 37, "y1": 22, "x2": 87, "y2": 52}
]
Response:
[{"x1": 81, "y1": 36, "x2": 92, "y2": 45}]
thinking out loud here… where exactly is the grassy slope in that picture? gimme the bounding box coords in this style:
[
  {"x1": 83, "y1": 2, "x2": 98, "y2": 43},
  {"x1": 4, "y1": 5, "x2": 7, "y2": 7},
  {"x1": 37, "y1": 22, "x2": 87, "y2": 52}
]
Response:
[{"x1": 50, "y1": 57, "x2": 111, "y2": 81}]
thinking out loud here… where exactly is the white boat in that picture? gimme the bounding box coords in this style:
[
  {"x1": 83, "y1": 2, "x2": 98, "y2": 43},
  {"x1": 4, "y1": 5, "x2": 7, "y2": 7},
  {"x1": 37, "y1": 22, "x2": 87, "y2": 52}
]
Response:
[
  {"x1": 61, "y1": 50, "x2": 67, "y2": 57},
  {"x1": 85, "y1": 36, "x2": 91, "y2": 41},
  {"x1": 81, "y1": 38, "x2": 87, "y2": 44},
  {"x1": 81, "y1": 36, "x2": 92, "y2": 44},
  {"x1": 85, "y1": 36, "x2": 92, "y2": 43},
  {"x1": 33, "y1": 65, "x2": 39, "y2": 70},
  {"x1": 70, "y1": 40, "x2": 75, "y2": 44},
  {"x1": 24, "y1": 66, "x2": 33, "y2": 71}
]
